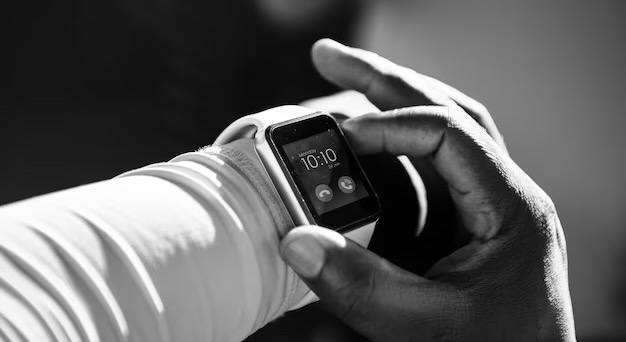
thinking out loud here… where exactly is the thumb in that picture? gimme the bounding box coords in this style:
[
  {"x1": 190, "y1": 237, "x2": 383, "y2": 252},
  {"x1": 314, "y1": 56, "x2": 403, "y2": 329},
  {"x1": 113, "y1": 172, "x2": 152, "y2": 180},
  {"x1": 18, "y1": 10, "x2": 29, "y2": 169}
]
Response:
[{"x1": 280, "y1": 226, "x2": 446, "y2": 340}]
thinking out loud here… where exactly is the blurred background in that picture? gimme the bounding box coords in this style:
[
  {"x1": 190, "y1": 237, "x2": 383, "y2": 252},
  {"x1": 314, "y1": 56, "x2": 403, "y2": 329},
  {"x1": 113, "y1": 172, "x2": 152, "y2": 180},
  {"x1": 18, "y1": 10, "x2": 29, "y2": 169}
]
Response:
[
  {"x1": 356, "y1": 2, "x2": 626, "y2": 340},
  {"x1": 1, "y1": 0, "x2": 625, "y2": 341}
]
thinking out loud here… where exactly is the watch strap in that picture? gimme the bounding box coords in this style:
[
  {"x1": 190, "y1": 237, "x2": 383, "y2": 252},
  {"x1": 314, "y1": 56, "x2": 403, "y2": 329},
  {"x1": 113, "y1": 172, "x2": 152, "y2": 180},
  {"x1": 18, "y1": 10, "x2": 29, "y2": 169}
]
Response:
[{"x1": 214, "y1": 105, "x2": 318, "y2": 144}]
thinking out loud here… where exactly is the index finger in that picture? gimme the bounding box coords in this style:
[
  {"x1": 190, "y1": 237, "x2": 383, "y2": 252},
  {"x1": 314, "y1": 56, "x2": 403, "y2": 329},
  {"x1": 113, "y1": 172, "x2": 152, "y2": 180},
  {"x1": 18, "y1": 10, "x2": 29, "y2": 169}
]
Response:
[{"x1": 342, "y1": 105, "x2": 516, "y2": 240}]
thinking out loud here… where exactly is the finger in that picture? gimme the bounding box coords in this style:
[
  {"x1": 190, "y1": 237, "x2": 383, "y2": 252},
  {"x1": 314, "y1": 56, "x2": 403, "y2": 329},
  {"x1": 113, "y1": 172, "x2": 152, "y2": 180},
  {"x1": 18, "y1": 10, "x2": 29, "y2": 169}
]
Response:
[
  {"x1": 311, "y1": 38, "x2": 449, "y2": 110},
  {"x1": 423, "y1": 75, "x2": 507, "y2": 150},
  {"x1": 280, "y1": 225, "x2": 456, "y2": 341},
  {"x1": 299, "y1": 90, "x2": 380, "y2": 119},
  {"x1": 311, "y1": 39, "x2": 506, "y2": 150},
  {"x1": 342, "y1": 106, "x2": 516, "y2": 239}
]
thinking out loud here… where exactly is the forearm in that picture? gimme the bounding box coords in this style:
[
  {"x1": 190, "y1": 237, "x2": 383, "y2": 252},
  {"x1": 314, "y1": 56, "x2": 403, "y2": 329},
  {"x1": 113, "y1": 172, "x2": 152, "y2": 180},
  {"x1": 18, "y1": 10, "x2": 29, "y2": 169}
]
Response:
[{"x1": 0, "y1": 143, "x2": 299, "y2": 341}]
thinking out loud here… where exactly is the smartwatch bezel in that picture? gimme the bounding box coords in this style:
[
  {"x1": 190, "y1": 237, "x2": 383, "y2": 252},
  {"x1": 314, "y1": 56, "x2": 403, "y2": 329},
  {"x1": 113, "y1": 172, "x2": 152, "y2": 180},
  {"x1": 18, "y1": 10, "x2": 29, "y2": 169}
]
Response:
[{"x1": 266, "y1": 114, "x2": 380, "y2": 233}]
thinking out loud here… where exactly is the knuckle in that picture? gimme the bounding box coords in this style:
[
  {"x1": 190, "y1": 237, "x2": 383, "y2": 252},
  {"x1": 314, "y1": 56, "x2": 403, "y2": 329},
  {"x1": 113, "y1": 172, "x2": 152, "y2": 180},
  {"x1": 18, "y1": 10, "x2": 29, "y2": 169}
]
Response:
[
  {"x1": 528, "y1": 186, "x2": 558, "y2": 222},
  {"x1": 462, "y1": 98, "x2": 490, "y2": 123},
  {"x1": 359, "y1": 51, "x2": 396, "y2": 93},
  {"x1": 379, "y1": 68, "x2": 405, "y2": 91},
  {"x1": 362, "y1": 65, "x2": 387, "y2": 97},
  {"x1": 510, "y1": 181, "x2": 560, "y2": 241},
  {"x1": 461, "y1": 101, "x2": 506, "y2": 146}
]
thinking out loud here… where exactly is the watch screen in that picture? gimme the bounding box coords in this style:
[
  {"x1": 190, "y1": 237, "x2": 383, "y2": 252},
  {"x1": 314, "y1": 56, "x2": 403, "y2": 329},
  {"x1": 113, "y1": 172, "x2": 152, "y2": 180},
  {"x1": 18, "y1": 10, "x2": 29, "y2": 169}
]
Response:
[
  {"x1": 268, "y1": 114, "x2": 380, "y2": 231},
  {"x1": 281, "y1": 130, "x2": 369, "y2": 215}
]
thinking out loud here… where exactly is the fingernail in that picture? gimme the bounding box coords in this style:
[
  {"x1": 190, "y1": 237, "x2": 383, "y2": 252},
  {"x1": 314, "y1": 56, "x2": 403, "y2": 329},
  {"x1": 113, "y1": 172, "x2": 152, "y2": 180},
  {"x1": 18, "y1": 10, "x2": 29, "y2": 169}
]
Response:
[{"x1": 282, "y1": 235, "x2": 325, "y2": 278}]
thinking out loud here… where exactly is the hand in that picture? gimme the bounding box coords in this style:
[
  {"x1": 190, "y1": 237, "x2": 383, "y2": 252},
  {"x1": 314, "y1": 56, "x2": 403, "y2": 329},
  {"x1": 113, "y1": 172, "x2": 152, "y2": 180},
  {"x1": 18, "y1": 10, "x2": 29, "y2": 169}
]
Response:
[
  {"x1": 279, "y1": 40, "x2": 575, "y2": 341},
  {"x1": 301, "y1": 38, "x2": 510, "y2": 273}
]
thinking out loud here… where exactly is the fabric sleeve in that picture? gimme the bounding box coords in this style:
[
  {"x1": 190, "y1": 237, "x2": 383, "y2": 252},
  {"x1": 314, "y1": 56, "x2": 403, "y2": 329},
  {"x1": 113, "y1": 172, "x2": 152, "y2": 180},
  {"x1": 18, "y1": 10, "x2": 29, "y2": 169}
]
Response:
[{"x1": 0, "y1": 140, "x2": 304, "y2": 342}]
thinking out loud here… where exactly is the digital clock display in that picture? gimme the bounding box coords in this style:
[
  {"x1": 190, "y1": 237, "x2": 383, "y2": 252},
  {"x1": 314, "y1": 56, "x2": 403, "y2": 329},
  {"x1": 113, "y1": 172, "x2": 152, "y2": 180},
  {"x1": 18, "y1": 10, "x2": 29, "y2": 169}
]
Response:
[
  {"x1": 268, "y1": 113, "x2": 380, "y2": 232},
  {"x1": 281, "y1": 129, "x2": 369, "y2": 215}
]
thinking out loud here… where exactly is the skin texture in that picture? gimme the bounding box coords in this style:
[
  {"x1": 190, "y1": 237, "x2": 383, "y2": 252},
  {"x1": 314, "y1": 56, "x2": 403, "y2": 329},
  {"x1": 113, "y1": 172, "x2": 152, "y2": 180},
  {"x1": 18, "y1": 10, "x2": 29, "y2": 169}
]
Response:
[{"x1": 279, "y1": 39, "x2": 576, "y2": 341}]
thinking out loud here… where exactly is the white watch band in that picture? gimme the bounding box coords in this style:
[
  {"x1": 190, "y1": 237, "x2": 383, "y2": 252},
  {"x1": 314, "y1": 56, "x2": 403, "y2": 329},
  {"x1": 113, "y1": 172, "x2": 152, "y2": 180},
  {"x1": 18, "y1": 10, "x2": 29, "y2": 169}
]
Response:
[
  {"x1": 213, "y1": 105, "x2": 376, "y2": 248},
  {"x1": 215, "y1": 105, "x2": 317, "y2": 144},
  {"x1": 214, "y1": 105, "x2": 378, "y2": 311}
]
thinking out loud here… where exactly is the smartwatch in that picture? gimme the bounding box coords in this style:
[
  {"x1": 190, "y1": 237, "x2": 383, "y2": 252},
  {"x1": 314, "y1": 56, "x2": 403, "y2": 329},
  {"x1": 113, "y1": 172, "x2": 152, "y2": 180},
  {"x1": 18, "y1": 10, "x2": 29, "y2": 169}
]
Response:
[{"x1": 214, "y1": 105, "x2": 381, "y2": 248}]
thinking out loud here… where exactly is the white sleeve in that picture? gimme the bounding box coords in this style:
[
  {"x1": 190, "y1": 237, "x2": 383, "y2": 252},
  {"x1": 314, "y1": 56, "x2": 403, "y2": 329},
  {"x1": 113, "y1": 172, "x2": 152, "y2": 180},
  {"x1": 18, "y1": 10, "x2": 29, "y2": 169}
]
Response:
[{"x1": 0, "y1": 140, "x2": 304, "y2": 342}]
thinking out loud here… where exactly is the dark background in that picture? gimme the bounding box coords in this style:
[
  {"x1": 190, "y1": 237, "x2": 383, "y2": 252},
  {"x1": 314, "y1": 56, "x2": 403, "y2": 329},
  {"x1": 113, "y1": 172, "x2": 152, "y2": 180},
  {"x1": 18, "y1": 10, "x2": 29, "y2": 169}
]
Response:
[{"x1": 0, "y1": 0, "x2": 357, "y2": 204}]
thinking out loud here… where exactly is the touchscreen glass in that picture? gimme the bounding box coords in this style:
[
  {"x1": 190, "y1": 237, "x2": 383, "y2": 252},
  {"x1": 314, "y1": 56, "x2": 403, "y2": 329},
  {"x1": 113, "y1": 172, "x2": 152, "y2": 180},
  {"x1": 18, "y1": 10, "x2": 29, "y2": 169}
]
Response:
[{"x1": 281, "y1": 129, "x2": 370, "y2": 216}]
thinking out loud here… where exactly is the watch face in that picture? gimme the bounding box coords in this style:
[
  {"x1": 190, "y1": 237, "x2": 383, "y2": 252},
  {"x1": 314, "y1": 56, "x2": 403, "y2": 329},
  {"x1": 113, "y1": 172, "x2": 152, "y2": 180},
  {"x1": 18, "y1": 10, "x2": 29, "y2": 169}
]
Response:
[{"x1": 267, "y1": 114, "x2": 380, "y2": 232}]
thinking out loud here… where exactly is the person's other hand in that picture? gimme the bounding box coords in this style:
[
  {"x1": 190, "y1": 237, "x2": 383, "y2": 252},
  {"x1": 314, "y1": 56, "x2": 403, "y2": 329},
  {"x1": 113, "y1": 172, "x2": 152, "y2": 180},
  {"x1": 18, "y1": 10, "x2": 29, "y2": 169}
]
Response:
[
  {"x1": 279, "y1": 39, "x2": 575, "y2": 341},
  {"x1": 301, "y1": 38, "x2": 511, "y2": 273}
]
